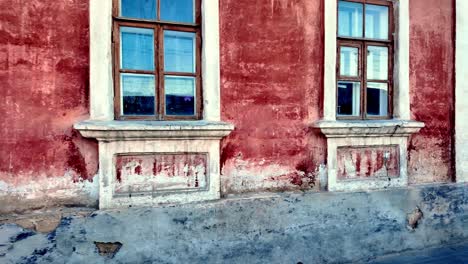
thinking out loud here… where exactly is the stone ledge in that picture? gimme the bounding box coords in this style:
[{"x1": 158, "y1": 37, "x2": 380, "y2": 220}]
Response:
[
  {"x1": 313, "y1": 119, "x2": 425, "y2": 138},
  {"x1": 74, "y1": 120, "x2": 235, "y2": 141}
]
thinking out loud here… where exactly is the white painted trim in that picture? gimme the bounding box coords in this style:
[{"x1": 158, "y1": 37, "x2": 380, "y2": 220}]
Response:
[
  {"x1": 82, "y1": 0, "x2": 231, "y2": 208},
  {"x1": 202, "y1": 0, "x2": 221, "y2": 121},
  {"x1": 74, "y1": 120, "x2": 234, "y2": 140},
  {"x1": 393, "y1": 0, "x2": 410, "y2": 120},
  {"x1": 315, "y1": 120, "x2": 424, "y2": 138},
  {"x1": 98, "y1": 139, "x2": 222, "y2": 209},
  {"x1": 456, "y1": 0, "x2": 468, "y2": 183},
  {"x1": 320, "y1": 0, "x2": 420, "y2": 192},
  {"x1": 88, "y1": 0, "x2": 221, "y2": 121},
  {"x1": 323, "y1": 0, "x2": 410, "y2": 120},
  {"x1": 324, "y1": 0, "x2": 337, "y2": 120},
  {"x1": 89, "y1": 0, "x2": 114, "y2": 120},
  {"x1": 327, "y1": 137, "x2": 408, "y2": 192}
]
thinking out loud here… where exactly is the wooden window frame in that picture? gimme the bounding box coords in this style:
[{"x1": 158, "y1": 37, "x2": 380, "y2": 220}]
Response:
[
  {"x1": 112, "y1": 0, "x2": 203, "y2": 121},
  {"x1": 336, "y1": 0, "x2": 394, "y2": 120}
]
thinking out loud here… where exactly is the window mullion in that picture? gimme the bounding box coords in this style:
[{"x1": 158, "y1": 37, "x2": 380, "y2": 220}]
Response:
[
  {"x1": 196, "y1": 29, "x2": 202, "y2": 119},
  {"x1": 152, "y1": 24, "x2": 158, "y2": 120},
  {"x1": 114, "y1": 22, "x2": 122, "y2": 120},
  {"x1": 157, "y1": 24, "x2": 164, "y2": 120},
  {"x1": 362, "y1": 41, "x2": 367, "y2": 119},
  {"x1": 361, "y1": 3, "x2": 366, "y2": 119}
]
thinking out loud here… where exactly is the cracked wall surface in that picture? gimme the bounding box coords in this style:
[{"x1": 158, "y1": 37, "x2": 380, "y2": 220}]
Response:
[
  {"x1": 0, "y1": 0, "x2": 458, "y2": 212},
  {"x1": 0, "y1": 184, "x2": 467, "y2": 263}
]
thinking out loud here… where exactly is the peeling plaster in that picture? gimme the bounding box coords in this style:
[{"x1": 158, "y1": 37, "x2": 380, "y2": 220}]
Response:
[{"x1": 0, "y1": 173, "x2": 98, "y2": 214}]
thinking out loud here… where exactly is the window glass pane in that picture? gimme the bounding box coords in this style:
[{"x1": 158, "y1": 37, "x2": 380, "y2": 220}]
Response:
[
  {"x1": 365, "y1": 4, "x2": 389, "y2": 40},
  {"x1": 367, "y1": 82, "x2": 388, "y2": 116},
  {"x1": 120, "y1": 0, "x2": 156, "y2": 20},
  {"x1": 164, "y1": 31, "x2": 195, "y2": 73},
  {"x1": 165, "y1": 76, "x2": 195, "y2": 116},
  {"x1": 340, "y1": 46, "x2": 359, "y2": 77},
  {"x1": 367, "y1": 46, "x2": 388, "y2": 80},
  {"x1": 121, "y1": 27, "x2": 154, "y2": 71},
  {"x1": 160, "y1": 0, "x2": 194, "y2": 23},
  {"x1": 121, "y1": 73, "x2": 155, "y2": 116},
  {"x1": 337, "y1": 81, "x2": 360, "y2": 116},
  {"x1": 338, "y1": 1, "x2": 363, "y2": 38}
]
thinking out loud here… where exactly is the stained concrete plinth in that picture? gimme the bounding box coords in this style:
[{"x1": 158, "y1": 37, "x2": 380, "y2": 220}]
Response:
[{"x1": 1, "y1": 183, "x2": 467, "y2": 263}]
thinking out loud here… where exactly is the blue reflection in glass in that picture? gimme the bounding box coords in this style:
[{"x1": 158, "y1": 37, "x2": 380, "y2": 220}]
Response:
[
  {"x1": 165, "y1": 76, "x2": 195, "y2": 116},
  {"x1": 121, "y1": 0, "x2": 157, "y2": 20},
  {"x1": 121, "y1": 27, "x2": 154, "y2": 71},
  {"x1": 164, "y1": 31, "x2": 195, "y2": 73},
  {"x1": 338, "y1": 1, "x2": 363, "y2": 38},
  {"x1": 365, "y1": 4, "x2": 389, "y2": 40},
  {"x1": 160, "y1": 0, "x2": 194, "y2": 23},
  {"x1": 121, "y1": 73, "x2": 155, "y2": 115}
]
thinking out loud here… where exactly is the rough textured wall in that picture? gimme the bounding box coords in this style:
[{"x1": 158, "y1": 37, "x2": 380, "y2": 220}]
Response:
[
  {"x1": 408, "y1": 0, "x2": 455, "y2": 184},
  {"x1": 0, "y1": 0, "x2": 98, "y2": 212},
  {"x1": 220, "y1": 0, "x2": 327, "y2": 194},
  {"x1": 1, "y1": 184, "x2": 467, "y2": 263},
  {"x1": 0, "y1": 0, "x2": 456, "y2": 207}
]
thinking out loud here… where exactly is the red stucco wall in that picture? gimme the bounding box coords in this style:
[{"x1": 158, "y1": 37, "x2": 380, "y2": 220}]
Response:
[
  {"x1": 220, "y1": 0, "x2": 327, "y2": 193},
  {"x1": 219, "y1": 0, "x2": 456, "y2": 192},
  {"x1": 0, "y1": 0, "x2": 456, "y2": 206},
  {"x1": 408, "y1": 0, "x2": 455, "y2": 184},
  {"x1": 0, "y1": 0, "x2": 97, "y2": 188}
]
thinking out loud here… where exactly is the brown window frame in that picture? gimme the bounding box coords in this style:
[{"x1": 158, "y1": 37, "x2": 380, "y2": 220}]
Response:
[
  {"x1": 112, "y1": 0, "x2": 202, "y2": 121},
  {"x1": 336, "y1": 0, "x2": 394, "y2": 120}
]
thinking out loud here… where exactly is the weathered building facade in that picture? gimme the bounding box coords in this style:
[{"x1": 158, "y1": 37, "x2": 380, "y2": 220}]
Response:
[{"x1": 0, "y1": 0, "x2": 466, "y2": 213}]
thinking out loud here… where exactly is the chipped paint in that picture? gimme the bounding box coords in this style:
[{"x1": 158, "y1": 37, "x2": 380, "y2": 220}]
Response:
[
  {"x1": 0, "y1": 173, "x2": 98, "y2": 214},
  {"x1": 114, "y1": 154, "x2": 208, "y2": 194},
  {"x1": 0, "y1": 1, "x2": 97, "y2": 183},
  {"x1": 408, "y1": 0, "x2": 455, "y2": 184},
  {"x1": 220, "y1": 0, "x2": 326, "y2": 193},
  {"x1": 337, "y1": 146, "x2": 399, "y2": 180},
  {"x1": 0, "y1": 0, "x2": 459, "y2": 211}
]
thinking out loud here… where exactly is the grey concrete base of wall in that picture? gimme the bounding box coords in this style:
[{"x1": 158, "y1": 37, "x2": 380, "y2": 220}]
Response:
[{"x1": 1, "y1": 184, "x2": 467, "y2": 264}]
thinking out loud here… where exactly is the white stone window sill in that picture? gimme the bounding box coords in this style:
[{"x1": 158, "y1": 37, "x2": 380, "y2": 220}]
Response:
[
  {"x1": 74, "y1": 120, "x2": 235, "y2": 141},
  {"x1": 314, "y1": 119, "x2": 425, "y2": 138}
]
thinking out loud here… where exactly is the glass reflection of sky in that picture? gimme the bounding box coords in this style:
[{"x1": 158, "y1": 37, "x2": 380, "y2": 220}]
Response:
[
  {"x1": 165, "y1": 76, "x2": 194, "y2": 97},
  {"x1": 365, "y1": 4, "x2": 389, "y2": 40},
  {"x1": 121, "y1": 0, "x2": 156, "y2": 20},
  {"x1": 338, "y1": 1, "x2": 363, "y2": 38},
  {"x1": 121, "y1": 27, "x2": 154, "y2": 71},
  {"x1": 164, "y1": 31, "x2": 195, "y2": 73},
  {"x1": 161, "y1": 0, "x2": 194, "y2": 23},
  {"x1": 122, "y1": 74, "x2": 155, "y2": 97}
]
